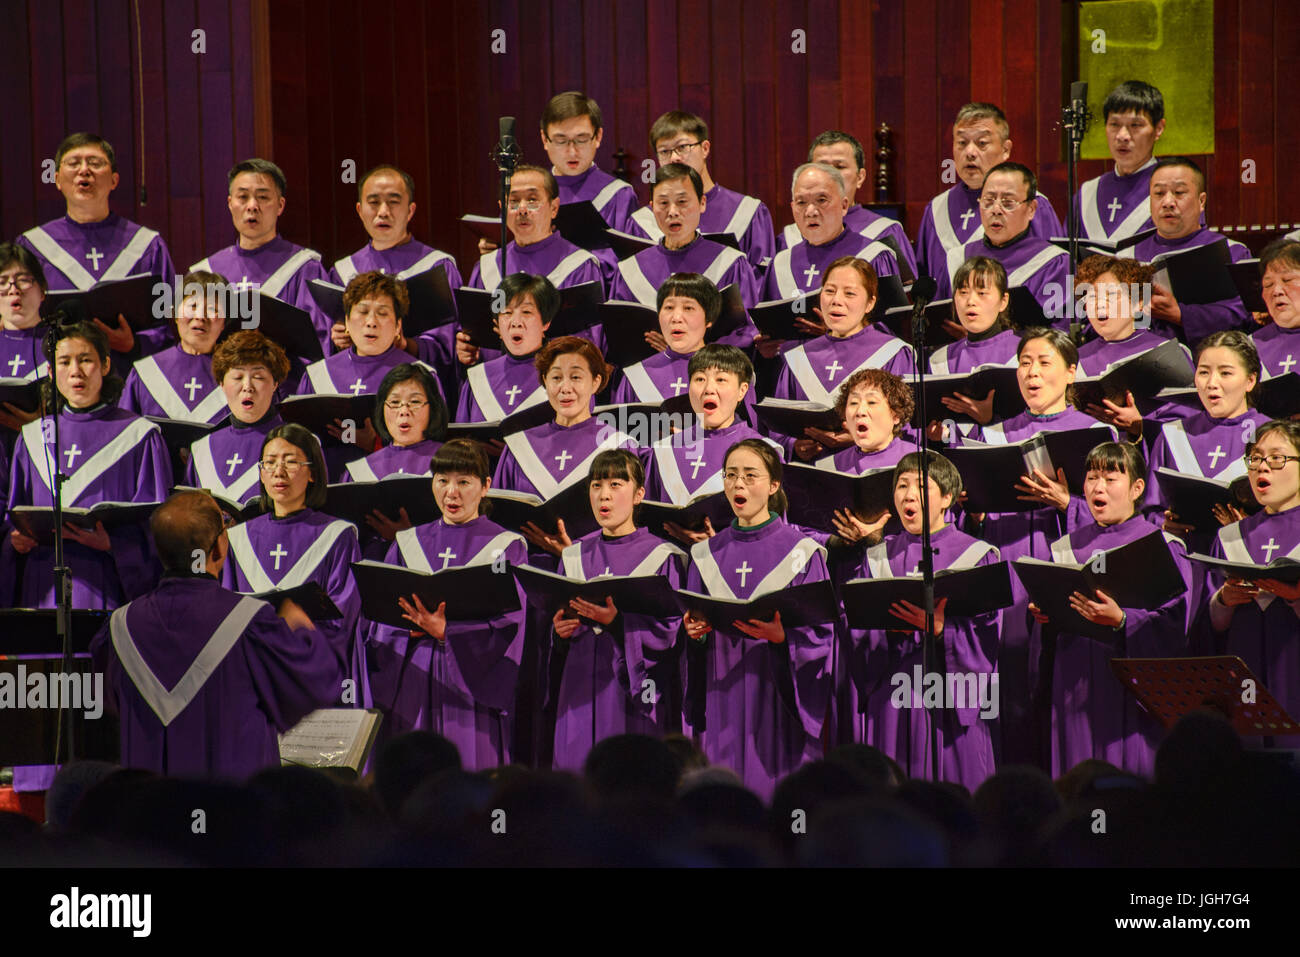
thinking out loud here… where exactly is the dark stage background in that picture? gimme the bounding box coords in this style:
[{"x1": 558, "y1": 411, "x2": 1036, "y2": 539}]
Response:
[{"x1": 3, "y1": 0, "x2": 1297, "y2": 274}]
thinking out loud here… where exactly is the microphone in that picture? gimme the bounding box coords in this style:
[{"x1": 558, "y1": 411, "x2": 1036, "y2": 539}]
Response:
[
  {"x1": 1067, "y1": 81, "x2": 1091, "y2": 142},
  {"x1": 909, "y1": 276, "x2": 938, "y2": 310},
  {"x1": 39, "y1": 298, "x2": 87, "y2": 329},
  {"x1": 494, "y1": 116, "x2": 521, "y2": 172}
]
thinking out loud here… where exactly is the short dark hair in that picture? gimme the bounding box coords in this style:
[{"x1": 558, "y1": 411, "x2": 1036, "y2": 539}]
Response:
[
  {"x1": 373, "y1": 364, "x2": 449, "y2": 445},
  {"x1": 542, "y1": 91, "x2": 604, "y2": 133},
  {"x1": 648, "y1": 110, "x2": 708, "y2": 152},
  {"x1": 1152, "y1": 156, "x2": 1205, "y2": 193},
  {"x1": 654, "y1": 163, "x2": 703, "y2": 200},
  {"x1": 55, "y1": 133, "x2": 117, "y2": 173},
  {"x1": 175, "y1": 269, "x2": 232, "y2": 330},
  {"x1": 808, "y1": 130, "x2": 865, "y2": 171},
  {"x1": 834, "y1": 368, "x2": 913, "y2": 435},
  {"x1": 0, "y1": 241, "x2": 48, "y2": 293},
  {"x1": 1195, "y1": 330, "x2": 1260, "y2": 406},
  {"x1": 984, "y1": 161, "x2": 1037, "y2": 201},
  {"x1": 499, "y1": 273, "x2": 560, "y2": 325},
  {"x1": 228, "y1": 158, "x2": 287, "y2": 196},
  {"x1": 42, "y1": 321, "x2": 123, "y2": 410},
  {"x1": 535, "y1": 335, "x2": 610, "y2": 388},
  {"x1": 430, "y1": 438, "x2": 492, "y2": 515},
  {"x1": 150, "y1": 491, "x2": 225, "y2": 572},
  {"x1": 1084, "y1": 441, "x2": 1148, "y2": 506},
  {"x1": 1102, "y1": 80, "x2": 1165, "y2": 126},
  {"x1": 656, "y1": 273, "x2": 721, "y2": 325},
  {"x1": 951, "y1": 256, "x2": 1011, "y2": 332},
  {"x1": 343, "y1": 270, "x2": 409, "y2": 320},
  {"x1": 258, "y1": 424, "x2": 328, "y2": 511},
  {"x1": 893, "y1": 450, "x2": 963, "y2": 501},
  {"x1": 1247, "y1": 420, "x2": 1300, "y2": 459},
  {"x1": 688, "y1": 343, "x2": 753, "y2": 386},
  {"x1": 724, "y1": 438, "x2": 787, "y2": 516},
  {"x1": 953, "y1": 103, "x2": 1009, "y2": 141},
  {"x1": 511, "y1": 163, "x2": 559, "y2": 202},
  {"x1": 1017, "y1": 327, "x2": 1079, "y2": 406},
  {"x1": 358, "y1": 164, "x2": 415, "y2": 203},
  {"x1": 1259, "y1": 239, "x2": 1300, "y2": 275},
  {"x1": 588, "y1": 448, "x2": 644, "y2": 488}
]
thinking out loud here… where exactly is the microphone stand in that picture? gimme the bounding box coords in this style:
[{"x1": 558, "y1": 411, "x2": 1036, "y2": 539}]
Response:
[
  {"x1": 42, "y1": 319, "x2": 76, "y2": 771},
  {"x1": 491, "y1": 117, "x2": 521, "y2": 282},
  {"x1": 1062, "y1": 81, "x2": 1092, "y2": 338},
  {"x1": 907, "y1": 278, "x2": 941, "y2": 781}
]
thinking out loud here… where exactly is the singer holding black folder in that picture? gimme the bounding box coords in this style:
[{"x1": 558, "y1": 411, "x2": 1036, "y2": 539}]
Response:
[
  {"x1": 365, "y1": 439, "x2": 527, "y2": 768},
  {"x1": 0, "y1": 243, "x2": 50, "y2": 435},
  {"x1": 839, "y1": 451, "x2": 1002, "y2": 792},
  {"x1": 1252, "y1": 239, "x2": 1300, "y2": 378}
]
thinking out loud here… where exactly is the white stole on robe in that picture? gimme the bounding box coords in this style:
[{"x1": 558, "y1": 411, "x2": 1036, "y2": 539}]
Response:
[
  {"x1": 690, "y1": 534, "x2": 825, "y2": 599},
  {"x1": 227, "y1": 518, "x2": 355, "y2": 593},
  {"x1": 21, "y1": 416, "x2": 158, "y2": 505},
  {"x1": 133, "y1": 355, "x2": 227, "y2": 422}
]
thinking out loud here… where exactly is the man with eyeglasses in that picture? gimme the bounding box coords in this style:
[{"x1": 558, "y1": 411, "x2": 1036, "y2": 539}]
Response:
[
  {"x1": 763, "y1": 163, "x2": 899, "y2": 302},
  {"x1": 18, "y1": 133, "x2": 176, "y2": 356},
  {"x1": 935, "y1": 161, "x2": 1070, "y2": 322},
  {"x1": 914, "y1": 104, "x2": 1063, "y2": 282},
  {"x1": 541, "y1": 91, "x2": 638, "y2": 235},
  {"x1": 626, "y1": 110, "x2": 775, "y2": 276}
]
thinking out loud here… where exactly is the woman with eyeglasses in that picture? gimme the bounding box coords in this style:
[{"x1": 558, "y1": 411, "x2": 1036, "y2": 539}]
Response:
[
  {"x1": 1202, "y1": 419, "x2": 1300, "y2": 723},
  {"x1": 0, "y1": 242, "x2": 50, "y2": 435},
  {"x1": 221, "y1": 422, "x2": 365, "y2": 707}
]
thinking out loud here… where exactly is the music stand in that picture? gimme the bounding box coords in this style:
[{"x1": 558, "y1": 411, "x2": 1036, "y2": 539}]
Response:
[{"x1": 1110, "y1": 656, "x2": 1300, "y2": 737}]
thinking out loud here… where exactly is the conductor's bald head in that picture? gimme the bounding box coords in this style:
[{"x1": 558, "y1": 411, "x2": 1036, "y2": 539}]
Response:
[{"x1": 151, "y1": 491, "x2": 227, "y2": 574}]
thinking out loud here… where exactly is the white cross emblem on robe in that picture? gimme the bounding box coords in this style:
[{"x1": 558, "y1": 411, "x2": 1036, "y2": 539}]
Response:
[
  {"x1": 1107, "y1": 197, "x2": 1123, "y2": 224},
  {"x1": 735, "y1": 560, "x2": 753, "y2": 588},
  {"x1": 959, "y1": 208, "x2": 976, "y2": 230},
  {"x1": 8, "y1": 355, "x2": 25, "y2": 376},
  {"x1": 438, "y1": 546, "x2": 457, "y2": 570},
  {"x1": 64, "y1": 444, "x2": 82, "y2": 469},
  {"x1": 270, "y1": 543, "x2": 288, "y2": 571},
  {"x1": 85, "y1": 247, "x2": 104, "y2": 270},
  {"x1": 183, "y1": 377, "x2": 203, "y2": 402}
]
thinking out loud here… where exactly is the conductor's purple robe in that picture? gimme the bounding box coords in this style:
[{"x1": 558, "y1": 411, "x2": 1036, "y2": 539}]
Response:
[
  {"x1": 1047, "y1": 516, "x2": 1192, "y2": 778},
  {"x1": 19, "y1": 213, "x2": 175, "y2": 292},
  {"x1": 1252, "y1": 323, "x2": 1300, "y2": 379},
  {"x1": 937, "y1": 233, "x2": 1071, "y2": 318},
  {"x1": 629, "y1": 183, "x2": 776, "y2": 275},
  {"x1": 492, "y1": 416, "x2": 636, "y2": 500},
  {"x1": 90, "y1": 574, "x2": 341, "y2": 779},
  {"x1": 683, "y1": 516, "x2": 834, "y2": 798},
  {"x1": 643, "y1": 421, "x2": 779, "y2": 505},
  {"x1": 184, "y1": 411, "x2": 284, "y2": 505},
  {"x1": 1127, "y1": 228, "x2": 1252, "y2": 342},
  {"x1": 765, "y1": 227, "x2": 899, "y2": 301},
  {"x1": 1204, "y1": 506, "x2": 1300, "y2": 721},
  {"x1": 928, "y1": 327, "x2": 1019, "y2": 374},
  {"x1": 844, "y1": 523, "x2": 1002, "y2": 791},
  {"x1": 120, "y1": 344, "x2": 229, "y2": 424},
  {"x1": 1073, "y1": 158, "x2": 1156, "y2": 242},
  {"x1": 366, "y1": 516, "x2": 527, "y2": 768},
  {"x1": 914, "y1": 183, "x2": 1063, "y2": 282},
  {"x1": 457, "y1": 351, "x2": 547, "y2": 423},
  {"x1": 779, "y1": 205, "x2": 919, "y2": 279},
  {"x1": 549, "y1": 528, "x2": 687, "y2": 770},
  {"x1": 773, "y1": 325, "x2": 914, "y2": 405},
  {"x1": 223, "y1": 508, "x2": 365, "y2": 708}
]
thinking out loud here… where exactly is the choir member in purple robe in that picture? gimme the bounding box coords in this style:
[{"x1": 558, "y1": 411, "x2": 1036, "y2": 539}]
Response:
[
  {"x1": 1128, "y1": 158, "x2": 1252, "y2": 342},
  {"x1": 1203, "y1": 420, "x2": 1300, "y2": 721},
  {"x1": 329, "y1": 165, "x2": 464, "y2": 382},
  {"x1": 611, "y1": 272, "x2": 718, "y2": 405},
  {"x1": 8, "y1": 320, "x2": 172, "y2": 609},
  {"x1": 120, "y1": 270, "x2": 231, "y2": 424},
  {"x1": 468, "y1": 165, "x2": 605, "y2": 296},
  {"x1": 611, "y1": 164, "x2": 760, "y2": 325},
  {"x1": 914, "y1": 104, "x2": 1063, "y2": 282},
  {"x1": 1073, "y1": 82, "x2": 1166, "y2": 242},
  {"x1": 764, "y1": 164, "x2": 899, "y2": 302},
  {"x1": 644, "y1": 345, "x2": 780, "y2": 543},
  {"x1": 456, "y1": 273, "x2": 555, "y2": 422},
  {"x1": 190, "y1": 159, "x2": 331, "y2": 351},
  {"x1": 1032, "y1": 442, "x2": 1193, "y2": 778},
  {"x1": 91, "y1": 490, "x2": 341, "y2": 779},
  {"x1": 545, "y1": 450, "x2": 687, "y2": 770},
  {"x1": 774, "y1": 131, "x2": 918, "y2": 279},
  {"x1": 222, "y1": 424, "x2": 364, "y2": 708},
  {"x1": 1074, "y1": 255, "x2": 1193, "y2": 441},
  {"x1": 936, "y1": 163, "x2": 1071, "y2": 320},
  {"x1": 843, "y1": 451, "x2": 1001, "y2": 790},
  {"x1": 809, "y1": 368, "x2": 915, "y2": 478},
  {"x1": 1145, "y1": 332, "x2": 1270, "y2": 555},
  {"x1": 366, "y1": 439, "x2": 528, "y2": 768},
  {"x1": 627, "y1": 110, "x2": 776, "y2": 276},
  {"x1": 0, "y1": 243, "x2": 50, "y2": 437},
  {"x1": 542, "y1": 91, "x2": 638, "y2": 233},
  {"x1": 930, "y1": 257, "x2": 1019, "y2": 376},
  {"x1": 342, "y1": 364, "x2": 448, "y2": 560},
  {"x1": 773, "y1": 257, "x2": 913, "y2": 408},
  {"x1": 184, "y1": 331, "x2": 289, "y2": 507},
  {"x1": 17, "y1": 133, "x2": 174, "y2": 359},
  {"x1": 1252, "y1": 240, "x2": 1300, "y2": 377},
  {"x1": 680, "y1": 439, "x2": 834, "y2": 798},
  {"x1": 493, "y1": 337, "x2": 634, "y2": 502}
]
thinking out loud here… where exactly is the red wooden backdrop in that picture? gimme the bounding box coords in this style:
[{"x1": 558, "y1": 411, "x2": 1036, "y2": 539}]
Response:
[{"x1": 4, "y1": 0, "x2": 1297, "y2": 278}]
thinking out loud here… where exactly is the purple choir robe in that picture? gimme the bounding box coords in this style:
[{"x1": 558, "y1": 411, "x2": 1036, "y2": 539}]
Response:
[
  {"x1": 683, "y1": 516, "x2": 834, "y2": 798},
  {"x1": 611, "y1": 347, "x2": 694, "y2": 405},
  {"x1": 120, "y1": 344, "x2": 228, "y2": 424},
  {"x1": 1048, "y1": 516, "x2": 1192, "y2": 778},
  {"x1": 222, "y1": 508, "x2": 365, "y2": 707},
  {"x1": 184, "y1": 412, "x2": 284, "y2": 505},
  {"x1": 469, "y1": 231, "x2": 604, "y2": 295},
  {"x1": 765, "y1": 227, "x2": 899, "y2": 301},
  {"x1": 773, "y1": 325, "x2": 914, "y2": 405},
  {"x1": 457, "y1": 351, "x2": 547, "y2": 423},
  {"x1": 778, "y1": 205, "x2": 919, "y2": 279},
  {"x1": 643, "y1": 421, "x2": 780, "y2": 505},
  {"x1": 818, "y1": 436, "x2": 912, "y2": 475},
  {"x1": 19, "y1": 213, "x2": 175, "y2": 292},
  {"x1": 929, "y1": 328, "x2": 1019, "y2": 374},
  {"x1": 300, "y1": 345, "x2": 443, "y2": 406},
  {"x1": 192, "y1": 236, "x2": 331, "y2": 351},
  {"x1": 329, "y1": 239, "x2": 464, "y2": 380},
  {"x1": 844, "y1": 523, "x2": 1002, "y2": 791},
  {"x1": 1252, "y1": 323, "x2": 1300, "y2": 379},
  {"x1": 914, "y1": 182, "x2": 1064, "y2": 282},
  {"x1": 366, "y1": 515, "x2": 527, "y2": 768},
  {"x1": 90, "y1": 574, "x2": 341, "y2": 779},
  {"x1": 628, "y1": 183, "x2": 776, "y2": 276},
  {"x1": 0, "y1": 327, "x2": 48, "y2": 385},
  {"x1": 1143, "y1": 409, "x2": 1270, "y2": 524},
  {"x1": 1126, "y1": 228, "x2": 1252, "y2": 342},
  {"x1": 1204, "y1": 506, "x2": 1300, "y2": 721},
  {"x1": 556, "y1": 165, "x2": 639, "y2": 233},
  {"x1": 938, "y1": 234, "x2": 1071, "y2": 320},
  {"x1": 342, "y1": 438, "x2": 439, "y2": 483},
  {"x1": 1073, "y1": 158, "x2": 1157, "y2": 242},
  {"x1": 549, "y1": 528, "x2": 687, "y2": 770},
  {"x1": 1077, "y1": 330, "x2": 1194, "y2": 433},
  {"x1": 492, "y1": 416, "x2": 636, "y2": 500}
]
